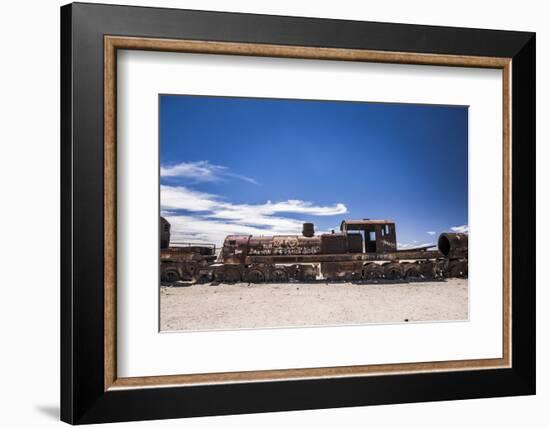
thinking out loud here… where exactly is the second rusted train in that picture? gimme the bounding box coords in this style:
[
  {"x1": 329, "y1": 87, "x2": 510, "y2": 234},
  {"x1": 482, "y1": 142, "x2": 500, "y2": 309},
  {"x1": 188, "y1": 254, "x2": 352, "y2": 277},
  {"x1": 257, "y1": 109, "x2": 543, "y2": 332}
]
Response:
[{"x1": 160, "y1": 217, "x2": 467, "y2": 284}]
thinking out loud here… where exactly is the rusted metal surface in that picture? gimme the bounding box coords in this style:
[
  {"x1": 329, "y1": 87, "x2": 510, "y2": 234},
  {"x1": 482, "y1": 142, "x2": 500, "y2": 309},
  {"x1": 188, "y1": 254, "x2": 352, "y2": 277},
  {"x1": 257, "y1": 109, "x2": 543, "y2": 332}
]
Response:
[
  {"x1": 302, "y1": 222, "x2": 315, "y2": 237},
  {"x1": 161, "y1": 246, "x2": 215, "y2": 260},
  {"x1": 437, "y1": 233, "x2": 468, "y2": 257},
  {"x1": 320, "y1": 232, "x2": 348, "y2": 254},
  {"x1": 321, "y1": 261, "x2": 363, "y2": 281},
  {"x1": 246, "y1": 249, "x2": 442, "y2": 264},
  {"x1": 340, "y1": 219, "x2": 395, "y2": 227},
  {"x1": 340, "y1": 219, "x2": 397, "y2": 253},
  {"x1": 171, "y1": 241, "x2": 216, "y2": 252},
  {"x1": 160, "y1": 217, "x2": 170, "y2": 249},
  {"x1": 159, "y1": 217, "x2": 219, "y2": 283},
  {"x1": 160, "y1": 217, "x2": 468, "y2": 283},
  {"x1": 219, "y1": 235, "x2": 251, "y2": 264}
]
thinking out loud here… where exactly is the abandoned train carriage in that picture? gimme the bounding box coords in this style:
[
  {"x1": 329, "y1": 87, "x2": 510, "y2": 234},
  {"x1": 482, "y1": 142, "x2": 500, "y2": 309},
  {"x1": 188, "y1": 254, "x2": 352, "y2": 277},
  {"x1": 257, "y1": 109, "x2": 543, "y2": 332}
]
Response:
[{"x1": 160, "y1": 217, "x2": 468, "y2": 283}]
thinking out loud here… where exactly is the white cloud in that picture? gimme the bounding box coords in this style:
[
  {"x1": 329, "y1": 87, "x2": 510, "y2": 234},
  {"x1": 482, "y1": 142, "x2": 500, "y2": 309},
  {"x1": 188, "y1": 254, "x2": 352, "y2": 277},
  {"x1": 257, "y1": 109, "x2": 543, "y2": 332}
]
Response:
[
  {"x1": 165, "y1": 214, "x2": 278, "y2": 246},
  {"x1": 160, "y1": 160, "x2": 258, "y2": 184},
  {"x1": 210, "y1": 199, "x2": 347, "y2": 224},
  {"x1": 427, "y1": 231, "x2": 436, "y2": 236},
  {"x1": 450, "y1": 225, "x2": 469, "y2": 233},
  {"x1": 161, "y1": 185, "x2": 348, "y2": 246},
  {"x1": 161, "y1": 185, "x2": 219, "y2": 212}
]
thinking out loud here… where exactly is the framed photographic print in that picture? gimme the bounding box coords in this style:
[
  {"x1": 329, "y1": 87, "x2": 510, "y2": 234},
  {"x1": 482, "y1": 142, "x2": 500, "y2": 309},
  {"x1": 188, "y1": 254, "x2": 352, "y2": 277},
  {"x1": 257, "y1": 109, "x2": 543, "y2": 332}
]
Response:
[{"x1": 60, "y1": 2, "x2": 535, "y2": 424}]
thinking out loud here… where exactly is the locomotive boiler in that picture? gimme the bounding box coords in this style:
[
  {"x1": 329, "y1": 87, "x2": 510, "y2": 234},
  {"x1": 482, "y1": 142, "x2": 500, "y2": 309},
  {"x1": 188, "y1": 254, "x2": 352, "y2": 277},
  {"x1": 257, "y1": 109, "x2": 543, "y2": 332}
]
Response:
[{"x1": 160, "y1": 217, "x2": 468, "y2": 284}]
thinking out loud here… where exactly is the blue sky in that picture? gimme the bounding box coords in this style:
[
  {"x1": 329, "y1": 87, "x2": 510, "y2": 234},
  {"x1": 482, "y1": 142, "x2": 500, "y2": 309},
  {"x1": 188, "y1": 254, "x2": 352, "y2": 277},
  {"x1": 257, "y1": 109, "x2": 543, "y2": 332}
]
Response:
[{"x1": 160, "y1": 95, "x2": 468, "y2": 248}]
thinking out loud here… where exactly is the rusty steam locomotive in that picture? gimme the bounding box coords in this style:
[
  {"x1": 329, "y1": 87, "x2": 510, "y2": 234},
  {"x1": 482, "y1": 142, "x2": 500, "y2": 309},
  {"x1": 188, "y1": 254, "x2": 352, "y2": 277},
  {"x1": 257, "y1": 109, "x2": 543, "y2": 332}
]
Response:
[{"x1": 160, "y1": 217, "x2": 468, "y2": 284}]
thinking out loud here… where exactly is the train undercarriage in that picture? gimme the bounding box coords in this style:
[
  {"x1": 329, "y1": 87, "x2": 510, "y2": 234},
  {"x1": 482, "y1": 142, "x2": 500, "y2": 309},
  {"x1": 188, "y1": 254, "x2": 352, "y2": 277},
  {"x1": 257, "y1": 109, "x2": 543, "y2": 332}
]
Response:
[{"x1": 161, "y1": 256, "x2": 468, "y2": 285}]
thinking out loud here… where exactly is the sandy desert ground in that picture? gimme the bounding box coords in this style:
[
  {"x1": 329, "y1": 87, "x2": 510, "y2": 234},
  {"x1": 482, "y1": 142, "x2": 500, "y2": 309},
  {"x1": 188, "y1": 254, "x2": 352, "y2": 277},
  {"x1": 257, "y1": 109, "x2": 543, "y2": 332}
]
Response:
[{"x1": 160, "y1": 278, "x2": 468, "y2": 331}]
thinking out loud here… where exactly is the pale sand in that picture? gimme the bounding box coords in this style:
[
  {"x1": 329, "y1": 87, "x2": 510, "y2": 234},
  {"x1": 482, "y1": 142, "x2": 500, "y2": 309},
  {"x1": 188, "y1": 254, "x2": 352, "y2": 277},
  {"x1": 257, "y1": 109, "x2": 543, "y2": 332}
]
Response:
[{"x1": 160, "y1": 278, "x2": 468, "y2": 331}]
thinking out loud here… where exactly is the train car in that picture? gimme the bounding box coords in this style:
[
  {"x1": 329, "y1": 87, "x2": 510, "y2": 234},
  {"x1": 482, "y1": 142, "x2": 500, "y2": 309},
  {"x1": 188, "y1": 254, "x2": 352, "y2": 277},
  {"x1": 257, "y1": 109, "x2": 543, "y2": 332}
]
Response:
[
  {"x1": 159, "y1": 217, "x2": 217, "y2": 283},
  {"x1": 160, "y1": 217, "x2": 467, "y2": 284}
]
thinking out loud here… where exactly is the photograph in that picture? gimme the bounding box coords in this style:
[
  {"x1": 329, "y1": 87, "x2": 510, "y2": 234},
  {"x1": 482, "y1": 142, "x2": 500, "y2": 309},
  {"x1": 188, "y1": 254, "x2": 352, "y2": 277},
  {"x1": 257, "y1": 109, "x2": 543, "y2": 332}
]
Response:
[{"x1": 159, "y1": 94, "x2": 469, "y2": 331}]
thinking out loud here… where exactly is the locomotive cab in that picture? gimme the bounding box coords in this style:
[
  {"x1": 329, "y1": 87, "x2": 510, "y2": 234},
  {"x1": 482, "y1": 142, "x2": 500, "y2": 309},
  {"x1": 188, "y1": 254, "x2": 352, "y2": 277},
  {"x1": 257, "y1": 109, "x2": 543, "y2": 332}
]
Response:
[{"x1": 340, "y1": 219, "x2": 397, "y2": 254}]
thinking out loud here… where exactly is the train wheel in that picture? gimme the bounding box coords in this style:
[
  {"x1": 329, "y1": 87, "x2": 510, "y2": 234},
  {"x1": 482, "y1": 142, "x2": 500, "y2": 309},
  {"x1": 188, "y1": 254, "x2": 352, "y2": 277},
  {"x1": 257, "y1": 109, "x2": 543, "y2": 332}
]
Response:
[
  {"x1": 161, "y1": 270, "x2": 180, "y2": 283},
  {"x1": 288, "y1": 264, "x2": 303, "y2": 281},
  {"x1": 302, "y1": 265, "x2": 318, "y2": 282},
  {"x1": 187, "y1": 264, "x2": 196, "y2": 280},
  {"x1": 404, "y1": 264, "x2": 421, "y2": 281},
  {"x1": 224, "y1": 267, "x2": 241, "y2": 283},
  {"x1": 246, "y1": 269, "x2": 266, "y2": 283},
  {"x1": 196, "y1": 271, "x2": 212, "y2": 283},
  {"x1": 460, "y1": 261, "x2": 468, "y2": 278},
  {"x1": 271, "y1": 268, "x2": 288, "y2": 283},
  {"x1": 303, "y1": 273, "x2": 317, "y2": 282},
  {"x1": 449, "y1": 260, "x2": 468, "y2": 278},
  {"x1": 419, "y1": 261, "x2": 435, "y2": 279},
  {"x1": 348, "y1": 271, "x2": 362, "y2": 281},
  {"x1": 362, "y1": 263, "x2": 383, "y2": 280},
  {"x1": 434, "y1": 260, "x2": 448, "y2": 278},
  {"x1": 383, "y1": 263, "x2": 403, "y2": 280}
]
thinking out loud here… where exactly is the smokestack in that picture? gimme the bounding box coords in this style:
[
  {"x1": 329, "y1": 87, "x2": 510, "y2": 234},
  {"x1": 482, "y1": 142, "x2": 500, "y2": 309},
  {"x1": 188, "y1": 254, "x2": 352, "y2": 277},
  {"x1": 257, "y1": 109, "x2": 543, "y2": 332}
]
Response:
[{"x1": 302, "y1": 222, "x2": 314, "y2": 237}]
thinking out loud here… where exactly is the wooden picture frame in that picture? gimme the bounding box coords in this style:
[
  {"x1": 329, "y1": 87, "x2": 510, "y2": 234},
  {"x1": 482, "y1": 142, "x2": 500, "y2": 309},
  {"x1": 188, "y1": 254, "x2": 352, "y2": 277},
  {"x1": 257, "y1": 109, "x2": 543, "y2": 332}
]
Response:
[{"x1": 61, "y1": 2, "x2": 535, "y2": 424}]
